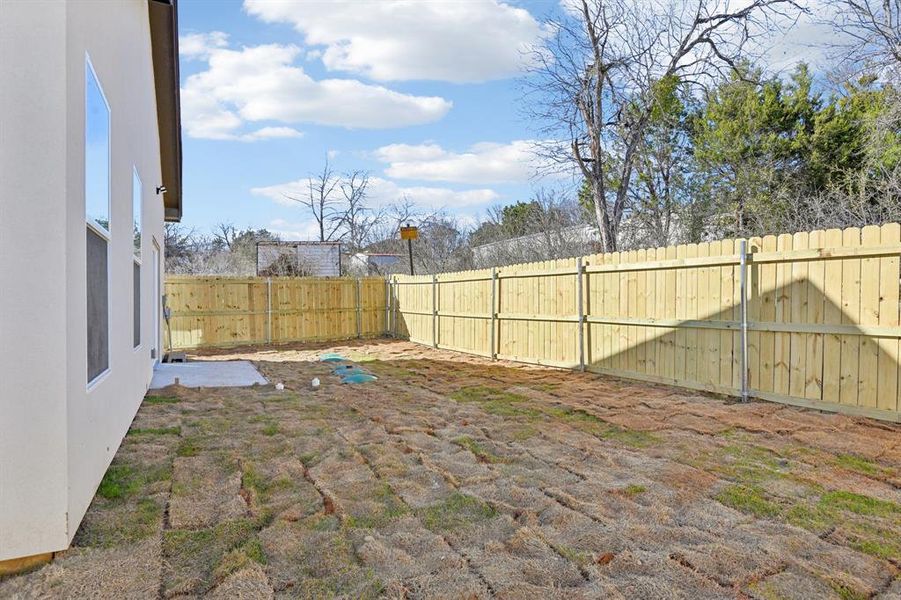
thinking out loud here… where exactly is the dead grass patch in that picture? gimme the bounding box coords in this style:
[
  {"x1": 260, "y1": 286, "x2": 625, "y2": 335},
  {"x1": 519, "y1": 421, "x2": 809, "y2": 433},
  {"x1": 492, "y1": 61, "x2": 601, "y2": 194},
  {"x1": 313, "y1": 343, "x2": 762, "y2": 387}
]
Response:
[
  {"x1": 451, "y1": 385, "x2": 657, "y2": 447},
  {"x1": 128, "y1": 426, "x2": 181, "y2": 436},
  {"x1": 143, "y1": 395, "x2": 180, "y2": 405},
  {"x1": 162, "y1": 517, "x2": 268, "y2": 595},
  {"x1": 5, "y1": 341, "x2": 898, "y2": 599},
  {"x1": 716, "y1": 484, "x2": 781, "y2": 517},
  {"x1": 453, "y1": 436, "x2": 507, "y2": 464},
  {"x1": 418, "y1": 492, "x2": 497, "y2": 531}
]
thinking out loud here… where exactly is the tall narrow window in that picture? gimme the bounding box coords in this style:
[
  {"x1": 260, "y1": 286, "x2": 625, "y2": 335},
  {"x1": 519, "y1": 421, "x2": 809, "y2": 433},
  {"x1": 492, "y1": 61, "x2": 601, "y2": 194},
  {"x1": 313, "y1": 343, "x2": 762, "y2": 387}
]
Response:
[
  {"x1": 133, "y1": 169, "x2": 142, "y2": 348},
  {"x1": 133, "y1": 169, "x2": 142, "y2": 256},
  {"x1": 134, "y1": 261, "x2": 141, "y2": 347},
  {"x1": 86, "y1": 56, "x2": 110, "y2": 384},
  {"x1": 85, "y1": 58, "x2": 109, "y2": 234}
]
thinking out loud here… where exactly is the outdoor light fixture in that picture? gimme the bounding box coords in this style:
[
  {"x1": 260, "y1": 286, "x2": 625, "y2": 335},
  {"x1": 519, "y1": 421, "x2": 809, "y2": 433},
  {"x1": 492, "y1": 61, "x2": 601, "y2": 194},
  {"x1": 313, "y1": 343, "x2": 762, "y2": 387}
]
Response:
[{"x1": 156, "y1": 185, "x2": 167, "y2": 195}]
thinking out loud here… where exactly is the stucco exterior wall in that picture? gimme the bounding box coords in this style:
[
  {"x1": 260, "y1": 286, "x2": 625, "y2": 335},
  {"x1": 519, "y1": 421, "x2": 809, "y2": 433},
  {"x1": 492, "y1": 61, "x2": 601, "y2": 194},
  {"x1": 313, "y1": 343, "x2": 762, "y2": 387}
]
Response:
[
  {"x1": 0, "y1": 0, "x2": 71, "y2": 561},
  {"x1": 0, "y1": 0, "x2": 165, "y2": 561}
]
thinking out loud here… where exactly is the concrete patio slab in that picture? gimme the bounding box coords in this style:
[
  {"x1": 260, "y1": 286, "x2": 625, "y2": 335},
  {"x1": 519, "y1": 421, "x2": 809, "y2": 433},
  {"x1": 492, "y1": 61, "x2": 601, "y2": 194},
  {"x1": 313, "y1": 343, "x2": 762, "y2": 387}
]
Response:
[{"x1": 150, "y1": 360, "x2": 268, "y2": 389}]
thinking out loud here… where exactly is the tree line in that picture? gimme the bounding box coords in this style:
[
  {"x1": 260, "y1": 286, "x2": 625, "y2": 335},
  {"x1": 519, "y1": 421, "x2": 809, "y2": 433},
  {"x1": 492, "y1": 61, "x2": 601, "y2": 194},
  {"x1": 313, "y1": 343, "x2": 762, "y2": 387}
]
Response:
[
  {"x1": 528, "y1": 0, "x2": 901, "y2": 252},
  {"x1": 168, "y1": 0, "x2": 901, "y2": 274}
]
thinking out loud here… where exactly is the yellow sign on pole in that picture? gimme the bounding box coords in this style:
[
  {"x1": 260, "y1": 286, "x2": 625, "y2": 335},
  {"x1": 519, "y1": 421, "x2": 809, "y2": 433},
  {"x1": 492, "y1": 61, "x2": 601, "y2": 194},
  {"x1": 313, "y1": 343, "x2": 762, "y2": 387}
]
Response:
[{"x1": 400, "y1": 226, "x2": 419, "y2": 240}]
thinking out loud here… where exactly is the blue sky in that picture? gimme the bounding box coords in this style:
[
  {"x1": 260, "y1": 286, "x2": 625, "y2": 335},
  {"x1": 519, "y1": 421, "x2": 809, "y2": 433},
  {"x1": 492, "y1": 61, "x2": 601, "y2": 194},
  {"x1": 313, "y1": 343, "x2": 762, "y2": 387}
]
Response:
[
  {"x1": 177, "y1": 0, "x2": 829, "y2": 239},
  {"x1": 177, "y1": 0, "x2": 570, "y2": 239}
]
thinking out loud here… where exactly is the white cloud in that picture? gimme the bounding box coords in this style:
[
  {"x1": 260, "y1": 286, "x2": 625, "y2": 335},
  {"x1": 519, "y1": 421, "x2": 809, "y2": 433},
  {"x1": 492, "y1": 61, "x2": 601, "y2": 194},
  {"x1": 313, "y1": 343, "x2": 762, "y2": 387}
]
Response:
[
  {"x1": 180, "y1": 87, "x2": 304, "y2": 141},
  {"x1": 373, "y1": 140, "x2": 546, "y2": 184},
  {"x1": 375, "y1": 143, "x2": 447, "y2": 163},
  {"x1": 180, "y1": 31, "x2": 229, "y2": 59},
  {"x1": 243, "y1": 0, "x2": 548, "y2": 83},
  {"x1": 251, "y1": 177, "x2": 499, "y2": 213},
  {"x1": 763, "y1": 5, "x2": 843, "y2": 75},
  {"x1": 180, "y1": 39, "x2": 452, "y2": 140},
  {"x1": 267, "y1": 218, "x2": 321, "y2": 240},
  {"x1": 239, "y1": 127, "x2": 304, "y2": 142}
]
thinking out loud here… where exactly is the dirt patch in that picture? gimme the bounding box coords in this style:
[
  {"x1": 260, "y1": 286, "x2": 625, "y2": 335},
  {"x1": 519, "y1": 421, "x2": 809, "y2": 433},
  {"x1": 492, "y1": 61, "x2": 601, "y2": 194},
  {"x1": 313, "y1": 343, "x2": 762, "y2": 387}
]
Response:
[{"x1": 2, "y1": 339, "x2": 899, "y2": 598}]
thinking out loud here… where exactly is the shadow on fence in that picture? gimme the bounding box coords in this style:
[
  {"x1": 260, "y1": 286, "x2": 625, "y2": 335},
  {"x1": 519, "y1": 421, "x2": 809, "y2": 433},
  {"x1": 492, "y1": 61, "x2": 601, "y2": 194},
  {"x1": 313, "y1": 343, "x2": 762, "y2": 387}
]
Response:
[{"x1": 388, "y1": 226, "x2": 901, "y2": 423}]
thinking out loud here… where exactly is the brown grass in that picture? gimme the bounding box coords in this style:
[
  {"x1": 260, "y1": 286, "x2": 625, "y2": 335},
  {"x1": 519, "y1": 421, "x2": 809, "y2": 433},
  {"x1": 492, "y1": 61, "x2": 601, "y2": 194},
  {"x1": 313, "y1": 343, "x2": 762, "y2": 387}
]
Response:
[{"x1": 1, "y1": 339, "x2": 899, "y2": 598}]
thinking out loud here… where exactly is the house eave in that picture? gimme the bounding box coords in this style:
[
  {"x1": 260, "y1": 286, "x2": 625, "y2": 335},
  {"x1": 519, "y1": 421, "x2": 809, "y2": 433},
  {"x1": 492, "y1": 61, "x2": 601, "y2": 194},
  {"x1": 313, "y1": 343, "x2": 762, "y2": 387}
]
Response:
[{"x1": 148, "y1": 0, "x2": 182, "y2": 223}]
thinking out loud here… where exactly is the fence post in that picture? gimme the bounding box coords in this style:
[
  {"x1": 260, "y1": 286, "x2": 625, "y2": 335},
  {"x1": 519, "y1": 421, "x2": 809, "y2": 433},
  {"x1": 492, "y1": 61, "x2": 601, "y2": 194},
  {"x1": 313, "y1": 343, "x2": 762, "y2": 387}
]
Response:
[
  {"x1": 266, "y1": 277, "x2": 272, "y2": 345},
  {"x1": 490, "y1": 267, "x2": 497, "y2": 359},
  {"x1": 576, "y1": 258, "x2": 585, "y2": 371},
  {"x1": 739, "y1": 240, "x2": 749, "y2": 402},
  {"x1": 432, "y1": 274, "x2": 438, "y2": 348},
  {"x1": 356, "y1": 278, "x2": 362, "y2": 339},
  {"x1": 392, "y1": 276, "x2": 398, "y2": 338},
  {"x1": 385, "y1": 275, "x2": 391, "y2": 336}
]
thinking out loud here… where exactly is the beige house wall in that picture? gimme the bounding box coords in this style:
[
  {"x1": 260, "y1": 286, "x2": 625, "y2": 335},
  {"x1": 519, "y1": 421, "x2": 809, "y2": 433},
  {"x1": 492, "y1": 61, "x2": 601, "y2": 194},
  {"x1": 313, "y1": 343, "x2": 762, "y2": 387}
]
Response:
[{"x1": 0, "y1": 0, "x2": 165, "y2": 561}]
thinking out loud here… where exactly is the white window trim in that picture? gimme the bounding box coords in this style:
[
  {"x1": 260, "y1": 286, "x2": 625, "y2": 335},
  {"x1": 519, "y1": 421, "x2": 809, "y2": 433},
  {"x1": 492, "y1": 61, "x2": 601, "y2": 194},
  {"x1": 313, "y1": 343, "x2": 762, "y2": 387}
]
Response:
[
  {"x1": 86, "y1": 217, "x2": 110, "y2": 242},
  {"x1": 134, "y1": 258, "x2": 143, "y2": 352},
  {"x1": 133, "y1": 167, "x2": 143, "y2": 351},
  {"x1": 86, "y1": 223, "x2": 112, "y2": 389},
  {"x1": 87, "y1": 367, "x2": 111, "y2": 393},
  {"x1": 133, "y1": 166, "x2": 143, "y2": 263},
  {"x1": 85, "y1": 52, "x2": 112, "y2": 389}
]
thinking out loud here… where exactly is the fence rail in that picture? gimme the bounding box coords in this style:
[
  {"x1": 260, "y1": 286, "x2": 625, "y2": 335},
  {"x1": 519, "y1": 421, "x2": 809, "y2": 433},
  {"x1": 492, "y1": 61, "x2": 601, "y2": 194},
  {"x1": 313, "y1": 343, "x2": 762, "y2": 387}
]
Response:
[
  {"x1": 164, "y1": 276, "x2": 388, "y2": 349},
  {"x1": 391, "y1": 224, "x2": 901, "y2": 423}
]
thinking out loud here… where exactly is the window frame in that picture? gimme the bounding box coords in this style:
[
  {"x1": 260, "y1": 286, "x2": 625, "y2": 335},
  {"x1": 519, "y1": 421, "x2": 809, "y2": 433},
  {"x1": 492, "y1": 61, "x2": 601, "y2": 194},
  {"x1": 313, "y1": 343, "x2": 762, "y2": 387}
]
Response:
[
  {"x1": 84, "y1": 54, "x2": 111, "y2": 238},
  {"x1": 133, "y1": 258, "x2": 142, "y2": 350},
  {"x1": 85, "y1": 53, "x2": 112, "y2": 389},
  {"x1": 133, "y1": 168, "x2": 143, "y2": 351},
  {"x1": 86, "y1": 225, "x2": 112, "y2": 390},
  {"x1": 132, "y1": 167, "x2": 142, "y2": 261}
]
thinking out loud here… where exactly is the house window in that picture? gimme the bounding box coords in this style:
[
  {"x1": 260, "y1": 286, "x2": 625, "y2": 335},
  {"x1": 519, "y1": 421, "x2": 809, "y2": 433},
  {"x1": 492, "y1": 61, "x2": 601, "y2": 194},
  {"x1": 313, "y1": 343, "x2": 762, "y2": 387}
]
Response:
[
  {"x1": 86, "y1": 56, "x2": 110, "y2": 384},
  {"x1": 134, "y1": 261, "x2": 141, "y2": 348},
  {"x1": 133, "y1": 168, "x2": 142, "y2": 257},
  {"x1": 133, "y1": 169, "x2": 142, "y2": 348},
  {"x1": 85, "y1": 58, "x2": 110, "y2": 233}
]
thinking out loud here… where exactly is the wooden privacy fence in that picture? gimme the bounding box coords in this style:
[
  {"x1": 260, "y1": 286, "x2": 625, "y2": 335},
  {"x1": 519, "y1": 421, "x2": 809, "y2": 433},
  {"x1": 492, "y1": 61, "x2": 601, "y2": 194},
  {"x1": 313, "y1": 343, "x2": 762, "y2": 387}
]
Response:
[
  {"x1": 165, "y1": 276, "x2": 388, "y2": 349},
  {"x1": 391, "y1": 224, "x2": 901, "y2": 423}
]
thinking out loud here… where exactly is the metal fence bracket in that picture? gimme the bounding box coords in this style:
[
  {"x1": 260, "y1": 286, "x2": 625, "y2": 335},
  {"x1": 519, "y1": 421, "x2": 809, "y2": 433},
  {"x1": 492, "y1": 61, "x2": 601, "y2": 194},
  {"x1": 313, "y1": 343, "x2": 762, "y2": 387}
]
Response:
[
  {"x1": 266, "y1": 277, "x2": 272, "y2": 344},
  {"x1": 576, "y1": 258, "x2": 585, "y2": 371},
  {"x1": 739, "y1": 240, "x2": 749, "y2": 402},
  {"x1": 356, "y1": 278, "x2": 362, "y2": 339},
  {"x1": 432, "y1": 274, "x2": 438, "y2": 348},
  {"x1": 392, "y1": 277, "x2": 398, "y2": 338},
  {"x1": 490, "y1": 267, "x2": 497, "y2": 359},
  {"x1": 385, "y1": 275, "x2": 391, "y2": 336}
]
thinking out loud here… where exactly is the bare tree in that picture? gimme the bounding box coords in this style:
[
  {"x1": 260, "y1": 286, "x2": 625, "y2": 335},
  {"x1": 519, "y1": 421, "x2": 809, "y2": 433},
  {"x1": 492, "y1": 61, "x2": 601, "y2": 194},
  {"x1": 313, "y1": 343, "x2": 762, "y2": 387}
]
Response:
[
  {"x1": 414, "y1": 214, "x2": 471, "y2": 273},
  {"x1": 164, "y1": 223, "x2": 197, "y2": 271},
  {"x1": 524, "y1": 0, "x2": 800, "y2": 251},
  {"x1": 822, "y1": 0, "x2": 901, "y2": 78},
  {"x1": 368, "y1": 195, "x2": 439, "y2": 246},
  {"x1": 284, "y1": 158, "x2": 343, "y2": 242},
  {"x1": 387, "y1": 195, "x2": 423, "y2": 230},
  {"x1": 211, "y1": 222, "x2": 238, "y2": 251},
  {"x1": 336, "y1": 170, "x2": 380, "y2": 253}
]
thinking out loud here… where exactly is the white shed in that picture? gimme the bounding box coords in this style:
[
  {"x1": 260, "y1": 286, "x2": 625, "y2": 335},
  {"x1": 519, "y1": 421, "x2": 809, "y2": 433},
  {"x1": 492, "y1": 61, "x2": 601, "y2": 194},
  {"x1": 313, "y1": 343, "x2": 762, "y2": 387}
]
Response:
[{"x1": 257, "y1": 241, "x2": 343, "y2": 277}]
